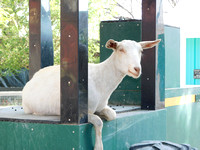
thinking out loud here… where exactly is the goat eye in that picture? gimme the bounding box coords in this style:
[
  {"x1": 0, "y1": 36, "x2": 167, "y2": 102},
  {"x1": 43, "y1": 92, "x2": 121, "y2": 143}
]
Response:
[{"x1": 119, "y1": 49, "x2": 126, "y2": 53}]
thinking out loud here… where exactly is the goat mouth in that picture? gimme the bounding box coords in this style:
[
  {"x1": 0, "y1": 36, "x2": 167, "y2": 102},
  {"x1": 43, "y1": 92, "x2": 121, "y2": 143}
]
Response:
[{"x1": 128, "y1": 69, "x2": 140, "y2": 78}]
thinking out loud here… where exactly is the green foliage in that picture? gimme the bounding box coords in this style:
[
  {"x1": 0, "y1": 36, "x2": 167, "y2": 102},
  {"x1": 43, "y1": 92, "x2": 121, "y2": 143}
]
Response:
[
  {"x1": 50, "y1": 0, "x2": 60, "y2": 65},
  {"x1": 0, "y1": 0, "x2": 29, "y2": 76},
  {"x1": 88, "y1": 0, "x2": 118, "y2": 63},
  {"x1": 0, "y1": 0, "x2": 118, "y2": 77}
]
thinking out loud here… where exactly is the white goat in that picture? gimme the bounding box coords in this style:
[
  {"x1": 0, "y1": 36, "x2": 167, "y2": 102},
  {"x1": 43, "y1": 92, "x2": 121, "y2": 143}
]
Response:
[{"x1": 22, "y1": 39, "x2": 160, "y2": 150}]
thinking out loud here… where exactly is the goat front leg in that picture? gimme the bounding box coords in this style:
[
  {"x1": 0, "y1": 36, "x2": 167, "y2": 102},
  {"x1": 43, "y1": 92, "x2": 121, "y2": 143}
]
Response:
[
  {"x1": 98, "y1": 106, "x2": 116, "y2": 121},
  {"x1": 88, "y1": 113, "x2": 103, "y2": 150}
]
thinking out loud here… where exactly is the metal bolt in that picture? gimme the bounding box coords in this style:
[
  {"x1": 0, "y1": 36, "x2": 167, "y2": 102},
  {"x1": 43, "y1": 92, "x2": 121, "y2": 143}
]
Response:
[
  {"x1": 82, "y1": 79, "x2": 84, "y2": 82},
  {"x1": 68, "y1": 118, "x2": 71, "y2": 122},
  {"x1": 31, "y1": 128, "x2": 34, "y2": 131},
  {"x1": 137, "y1": 24, "x2": 139, "y2": 26},
  {"x1": 101, "y1": 24, "x2": 103, "y2": 28},
  {"x1": 68, "y1": 81, "x2": 71, "y2": 86},
  {"x1": 147, "y1": 8, "x2": 150, "y2": 11},
  {"x1": 119, "y1": 24, "x2": 122, "y2": 27},
  {"x1": 123, "y1": 94, "x2": 125, "y2": 96},
  {"x1": 34, "y1": 44, "x2": 36, "y2": 47},
  {"x1": 72, "y1": 148, "x2": 75, "y2": 150},
  {"x1": 68, "y1": 35, "x2": 71, "y2": 38},
  {"x1": 72, "y1": 131, "x2": 75, "y2": 134},
  {"x1": 137, "y1": 86, "x2": 139, "y2": 89},
  {"x1": 147, "y1": 78, "x2": 149, "y2": 80}
]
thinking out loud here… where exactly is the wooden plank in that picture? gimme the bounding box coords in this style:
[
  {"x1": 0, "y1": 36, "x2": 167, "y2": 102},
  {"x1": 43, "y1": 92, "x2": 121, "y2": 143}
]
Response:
[
  {"x1": 60, "y1": 0, "x2": 88, "y2": 124},
  {"x1": 141, "y1": 0, "x2": 165, "y2": 110}
]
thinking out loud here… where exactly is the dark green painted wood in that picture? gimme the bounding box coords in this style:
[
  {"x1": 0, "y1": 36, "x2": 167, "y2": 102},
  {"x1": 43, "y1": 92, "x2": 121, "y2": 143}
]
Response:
[
  {"x1": 109, "y1": 90, "x2": 141, "y2": 105},
  {"x1": 141, "y1": 0, "x2": 165, "y2": 110},
  {"x1": 166, "y1": 103, "x2": 200, "y2": 149},
  {"x1": 165, "y1": 26, "x2": 180, "y2": 88},
  {"x1": 100, "y1": 20, "x2": 142, "y2": 105},
  {"x1": 0, "y1": 109, "x2": 166, "y2": 150},
  {"x1": 0, "y1": 122, "x2": 80, "y2": 150}
]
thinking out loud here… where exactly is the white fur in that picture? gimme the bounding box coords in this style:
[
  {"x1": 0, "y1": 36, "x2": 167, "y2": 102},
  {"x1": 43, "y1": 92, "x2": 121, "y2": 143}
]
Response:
[{"x1": 22, "y1": 39, "x2": 160, "y2": 150}]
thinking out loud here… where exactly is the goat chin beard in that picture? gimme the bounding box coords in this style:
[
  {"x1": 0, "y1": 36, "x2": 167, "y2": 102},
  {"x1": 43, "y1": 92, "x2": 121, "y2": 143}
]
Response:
[{"x1": 128, "y1": 69, "x2": 140, "y2": 79}]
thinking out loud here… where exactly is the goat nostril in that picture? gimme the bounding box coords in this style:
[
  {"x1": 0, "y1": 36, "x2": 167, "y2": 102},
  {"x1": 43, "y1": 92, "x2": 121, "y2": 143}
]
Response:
[{"x1": 134, "y1": 67, "x2": 140, "y2": 74}]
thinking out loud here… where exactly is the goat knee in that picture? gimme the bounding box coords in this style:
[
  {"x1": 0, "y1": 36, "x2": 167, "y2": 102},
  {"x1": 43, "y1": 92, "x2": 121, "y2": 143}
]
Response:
[{"x1": 99, "y1": 106, "x2": 116, "y2": 121}]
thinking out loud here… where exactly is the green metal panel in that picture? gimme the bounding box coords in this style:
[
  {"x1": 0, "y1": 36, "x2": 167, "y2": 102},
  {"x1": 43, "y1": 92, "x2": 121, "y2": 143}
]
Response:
[
  {"x1": 166, "y1": 102, "x2": 200, "y2": 149},
  {"x1": 100, "y1": 20, "x2": 142, "y2": 105},
  {"x1": 165, "y1": 26, "x2": 180, "y2": 88}
]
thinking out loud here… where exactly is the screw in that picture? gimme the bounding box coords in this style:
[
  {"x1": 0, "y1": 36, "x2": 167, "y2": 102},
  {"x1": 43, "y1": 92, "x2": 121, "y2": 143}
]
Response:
[
  {"x1": 147, "y1": 78, "x2": 149, "y2": 80},
  {"x1": 68, "y1": 81, "x2": 71, "y2": 86}
]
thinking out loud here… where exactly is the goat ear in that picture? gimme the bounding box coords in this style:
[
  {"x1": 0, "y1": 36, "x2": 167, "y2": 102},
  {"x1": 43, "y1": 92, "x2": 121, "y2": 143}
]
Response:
[
  {"x1": 139, "y1": 39, "x2": 161, "y2": 50},
  {"x1": 105, "y1": 39, "x2": 118, "y2": 50}
]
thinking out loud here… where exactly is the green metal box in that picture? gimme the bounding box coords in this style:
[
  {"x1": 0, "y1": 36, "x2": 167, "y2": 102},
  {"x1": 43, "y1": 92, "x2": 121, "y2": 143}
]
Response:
[{"x1": 100, "y1": 20, "x2": 142, "y2": 105}]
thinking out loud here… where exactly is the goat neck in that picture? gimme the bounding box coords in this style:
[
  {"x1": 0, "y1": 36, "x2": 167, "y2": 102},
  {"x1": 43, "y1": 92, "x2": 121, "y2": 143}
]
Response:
[{"x1": 98, "y1": 52, "x2": 125, "y2": 94}]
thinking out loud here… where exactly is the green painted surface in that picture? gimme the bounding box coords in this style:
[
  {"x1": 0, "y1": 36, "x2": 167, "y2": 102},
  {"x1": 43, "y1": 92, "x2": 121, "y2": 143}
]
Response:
[
  {"x1": 0, "y1": 122, "x2": 81, "y2": 150},
  {"x1": 165, "y1": 26, "x2": 180, "y2": 88},
  {"x1": 100, "y1": 20, "x2": 142, "y2": 105},
  {"x1": 2, "y1": 104, "x2": 200, "y2": 150},
  {"x1": 157, "y1": 33, "x2": 166, "y2": 102},
  {"x1": 0, "y1": 109, "x2": 166, "y2": 150},
  {"x1": 165, "y1": 87, "x2": 200, "y2": 98},
  {"x1": 166, "y1": 102, "x2": 200, "y2": 149},
  {"x1": 186, "y1": 38, "x2": 200, "y2": 85}
]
